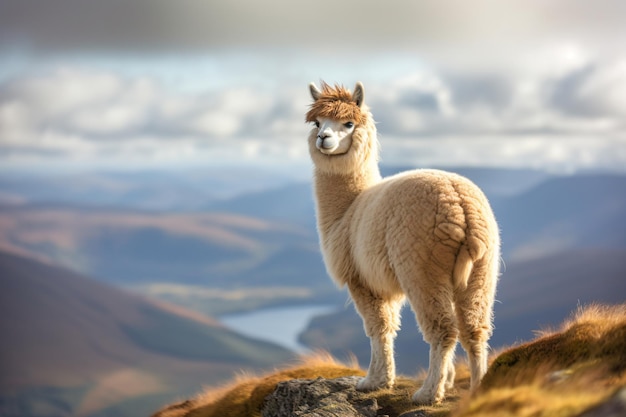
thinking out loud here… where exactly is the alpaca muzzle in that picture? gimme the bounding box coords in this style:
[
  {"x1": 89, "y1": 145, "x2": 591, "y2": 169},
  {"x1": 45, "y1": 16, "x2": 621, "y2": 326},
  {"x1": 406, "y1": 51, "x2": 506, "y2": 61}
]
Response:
[{"x1": 317, "y1": 135, "x2": 338, "y2": 151}]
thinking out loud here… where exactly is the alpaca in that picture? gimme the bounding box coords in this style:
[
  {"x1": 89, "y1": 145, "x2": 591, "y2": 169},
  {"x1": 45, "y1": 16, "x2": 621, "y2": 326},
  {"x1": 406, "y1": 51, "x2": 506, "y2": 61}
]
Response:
[{"x1": 306, "y1": 81, "x2": 500, "y2": 404}]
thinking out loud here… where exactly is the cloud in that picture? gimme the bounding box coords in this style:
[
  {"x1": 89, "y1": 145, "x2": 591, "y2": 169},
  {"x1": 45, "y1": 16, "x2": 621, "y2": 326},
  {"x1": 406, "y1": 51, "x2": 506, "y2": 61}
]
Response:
[
  {"x1": 1, "y1": 56, "x2": 625, "y2": 173},
  {"x1": 1, "y1": 0, "x2": 625, "y2": 60},
  {"x1": 0, "y1": 66, "x2": 314, "y2": 170},
  {"x1": 550, "y1": 60, "x2": 626, "y2": 119},
  {"x1": 1, "y1": 0, "x2": 625, "y2": 173},
  {"x1": 369, "y1": 53, "x2": 626, "y2": 140},
  {"x1": 1, "y1": 68, "x2": 156, "y2": 141}
]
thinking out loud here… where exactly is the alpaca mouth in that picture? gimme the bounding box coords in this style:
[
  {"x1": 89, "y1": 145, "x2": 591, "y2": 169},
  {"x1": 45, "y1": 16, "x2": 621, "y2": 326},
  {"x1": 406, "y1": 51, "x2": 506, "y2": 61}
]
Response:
[{"x1": 319, "y1": 147, "x2": 350, "y2": 157}]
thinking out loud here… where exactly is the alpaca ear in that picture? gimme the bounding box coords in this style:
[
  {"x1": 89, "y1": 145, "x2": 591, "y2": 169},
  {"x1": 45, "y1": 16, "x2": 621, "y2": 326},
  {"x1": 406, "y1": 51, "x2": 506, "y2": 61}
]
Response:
[
  {"x1": 353, "y1": 82, "x2": 365, "y2": 108},
  {"x1": 309, "y1": 82, "x2": 322, "y2": 101}
]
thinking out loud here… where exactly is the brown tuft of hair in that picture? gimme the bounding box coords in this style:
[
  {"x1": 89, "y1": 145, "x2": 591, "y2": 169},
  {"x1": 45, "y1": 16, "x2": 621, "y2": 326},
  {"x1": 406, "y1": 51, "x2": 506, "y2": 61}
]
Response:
[{"x1": 306, "y1": 82, "x2": 368, "y2": 125}]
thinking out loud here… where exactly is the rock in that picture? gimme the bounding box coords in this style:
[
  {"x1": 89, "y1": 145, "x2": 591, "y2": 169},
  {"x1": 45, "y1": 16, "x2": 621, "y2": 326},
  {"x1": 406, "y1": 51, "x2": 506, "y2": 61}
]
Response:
[{"x1": 261, "y1": 376, "x2": 381, "y2": 417}]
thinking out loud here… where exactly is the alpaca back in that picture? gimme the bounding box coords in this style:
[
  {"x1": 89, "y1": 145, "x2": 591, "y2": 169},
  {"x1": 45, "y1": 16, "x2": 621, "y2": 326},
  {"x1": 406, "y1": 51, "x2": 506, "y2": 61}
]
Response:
[{"x1": 346, "y1": 169, "x2": 498, "y2": 295}]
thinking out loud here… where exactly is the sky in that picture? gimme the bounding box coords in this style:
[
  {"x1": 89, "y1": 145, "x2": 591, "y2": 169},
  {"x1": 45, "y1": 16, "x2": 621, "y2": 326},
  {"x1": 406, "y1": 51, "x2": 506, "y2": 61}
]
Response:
[{"x1": 1, "y1": 0, "x2": 625, "y2": 174}]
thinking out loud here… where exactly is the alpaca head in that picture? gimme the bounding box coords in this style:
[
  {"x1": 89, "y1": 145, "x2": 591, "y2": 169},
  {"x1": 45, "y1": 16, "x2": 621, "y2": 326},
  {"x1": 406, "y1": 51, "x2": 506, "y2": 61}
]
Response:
[{"x1": 306, "y1": 81, "x2": 378, "y2": 175}]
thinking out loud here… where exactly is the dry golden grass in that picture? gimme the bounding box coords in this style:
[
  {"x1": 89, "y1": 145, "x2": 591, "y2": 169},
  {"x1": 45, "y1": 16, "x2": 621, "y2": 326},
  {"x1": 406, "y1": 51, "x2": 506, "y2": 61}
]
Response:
[
  {"x1": 153, "y1": 303, "x2": 626, "y2": 417},
  {"x1": 454, "y1": 303, "x2": 626, "y2": 417},
  {"x1": 366, "y1": 364, "x2": 471, "y2": 417},
  {"x1": 480, "y1": 303, "x2": 626, "y2": 391},
  {"x1": 151, "y1": 352, "x2": 366, "y2": 417},
  {"x1": 151, "y1": 353, "x2": 474, "y2": 417}
]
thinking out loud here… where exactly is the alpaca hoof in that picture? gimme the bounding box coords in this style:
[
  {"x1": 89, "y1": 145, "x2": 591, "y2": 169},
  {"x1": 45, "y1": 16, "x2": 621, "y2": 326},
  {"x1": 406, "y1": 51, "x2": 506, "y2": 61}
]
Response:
[
  {"x1": 445, "y1": 380, "x2": 455, "y2": 392},
  {"x1": 356, "y1": 375, "x2": 392, "y2": 392},
  {"x1": 411, "y1": 387, "x2": 442, "y2": 405},
  {"x1": 445, "y1": 370, "x2": 456, "y2": 392}
]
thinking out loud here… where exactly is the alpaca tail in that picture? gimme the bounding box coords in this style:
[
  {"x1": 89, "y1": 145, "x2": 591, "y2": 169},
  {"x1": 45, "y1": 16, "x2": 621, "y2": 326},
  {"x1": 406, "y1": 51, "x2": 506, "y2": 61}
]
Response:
[
  {"x1": 453, "y1": 240, "x2": 486, "y2": 290},
  {"x1": 453, "y1": 246, "x2": 473, "y2": 290}
]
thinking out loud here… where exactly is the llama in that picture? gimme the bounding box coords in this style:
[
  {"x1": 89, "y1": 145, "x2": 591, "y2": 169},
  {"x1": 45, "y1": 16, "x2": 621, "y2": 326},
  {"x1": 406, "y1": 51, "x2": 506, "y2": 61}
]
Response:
[{"x1": 306, "y1": 81, "x2": 500, "y2": 404}]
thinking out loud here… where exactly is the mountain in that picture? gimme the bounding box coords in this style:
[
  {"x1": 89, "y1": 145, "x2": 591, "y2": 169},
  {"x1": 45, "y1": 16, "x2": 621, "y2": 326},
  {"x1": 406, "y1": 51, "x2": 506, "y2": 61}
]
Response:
[
  {"x1": 299, "y1": 248, "x2": 626, "y2": 374},
  {"x1": 0, "y1": 251, "x2": 294, "y2": 417},
  {"x1": 0, "y1": 205, "x2": 318, "y2": 284},
  {"x1": 0, "y1": 202, "x2": 335, "y2": 315},
  {"x1": 1, "y1": 170, "x2": 625, "y2": 315},
  {"x1": 207, "y1": 182, "x2": 317, "y2": 229},
  {"x1": 0, "y1": 168, "x2": 299, "y2": 212},
  {"x1": 207, "y1": 166, "x2": 551, "y2": 228},
  {"x1": 1, "y1": 167, "x2": 625, "y2": 414},
  {"x1": 205, "y1": 171, "x2": 626, "y2": 263},
  {"x1": 493, "y1": 174, "x2": 626, "y2": 260},
  {"x1": 381, "y1": 166, "x2": 552, "y2": 197}
]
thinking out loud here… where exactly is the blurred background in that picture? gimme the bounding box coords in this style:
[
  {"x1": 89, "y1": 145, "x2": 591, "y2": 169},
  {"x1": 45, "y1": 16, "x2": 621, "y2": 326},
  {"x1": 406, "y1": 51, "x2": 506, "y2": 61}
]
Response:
[{"x1": 1, "y1": 1, "x2": 625, "y2": 416}]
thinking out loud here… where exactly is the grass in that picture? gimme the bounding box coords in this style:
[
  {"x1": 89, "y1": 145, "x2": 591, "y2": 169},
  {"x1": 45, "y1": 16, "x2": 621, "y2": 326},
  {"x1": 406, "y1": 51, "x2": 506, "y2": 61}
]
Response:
[
  {"x1": 151, "y1": 353, "x2": 366, "y2": 417},
  {"x1": 485, "y1": 303, "x2": 626, "y2": 386},
  {"x1": 362, "y1": 373, "x2": 469, "y2": 417},
  {"x1": 151, "y1": 303, "x2": 626, "y2": 417},
  {"x1": 456, "y1": 303, "x2": 626, "y2": 417}
]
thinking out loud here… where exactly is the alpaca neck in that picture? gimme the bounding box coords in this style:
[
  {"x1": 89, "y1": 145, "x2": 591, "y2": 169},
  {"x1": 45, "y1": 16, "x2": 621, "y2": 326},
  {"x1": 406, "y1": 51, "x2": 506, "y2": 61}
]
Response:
[{"x1": 313, "y1": 160, "x2": 381, "y2": 234}]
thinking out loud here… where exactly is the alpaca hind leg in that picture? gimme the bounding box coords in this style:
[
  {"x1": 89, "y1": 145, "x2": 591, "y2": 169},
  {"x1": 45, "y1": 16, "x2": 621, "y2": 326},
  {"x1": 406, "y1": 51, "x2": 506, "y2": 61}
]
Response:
[
  {"x1": 348, "y1": 281, "x2": 403, "y2": 391},
  {"x1": 445, "y1": 358, "x2": 456, "y2": 391},
  {"x1": 454, "y1": 256, "x2": 498, "y2": 391},
  {"x1": 413, "y1": 337, "x2": 457, "y2": 404},
  {"x1": 407, "y1": 282, "x2": 458, "y2": 405}
]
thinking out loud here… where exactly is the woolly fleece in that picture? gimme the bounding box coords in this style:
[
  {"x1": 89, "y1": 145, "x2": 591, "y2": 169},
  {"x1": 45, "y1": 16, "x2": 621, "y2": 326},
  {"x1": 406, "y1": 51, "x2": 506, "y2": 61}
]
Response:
[{"x1": 307, "y1": 82, "x2": 500, "y2": 405}]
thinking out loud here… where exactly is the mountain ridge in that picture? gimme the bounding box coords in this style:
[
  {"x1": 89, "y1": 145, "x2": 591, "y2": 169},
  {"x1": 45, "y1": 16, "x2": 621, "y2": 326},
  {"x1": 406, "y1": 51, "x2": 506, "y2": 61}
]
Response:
[{"x1": 0, "y1": 250, "x2": 294, "y2": 416}]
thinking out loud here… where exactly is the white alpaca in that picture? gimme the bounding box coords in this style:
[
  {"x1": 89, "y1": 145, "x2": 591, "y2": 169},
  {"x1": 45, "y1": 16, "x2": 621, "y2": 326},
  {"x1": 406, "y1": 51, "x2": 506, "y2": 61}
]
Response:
[{"x1": 306, "y1": 82, "x2": 500, "y2": 404}]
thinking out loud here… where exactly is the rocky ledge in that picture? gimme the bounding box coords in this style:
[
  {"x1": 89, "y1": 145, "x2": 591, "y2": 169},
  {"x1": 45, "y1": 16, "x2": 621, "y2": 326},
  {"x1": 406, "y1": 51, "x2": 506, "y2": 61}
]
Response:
[{"x1": 262, "y1": 376, "x2": 379, "y2": 417}]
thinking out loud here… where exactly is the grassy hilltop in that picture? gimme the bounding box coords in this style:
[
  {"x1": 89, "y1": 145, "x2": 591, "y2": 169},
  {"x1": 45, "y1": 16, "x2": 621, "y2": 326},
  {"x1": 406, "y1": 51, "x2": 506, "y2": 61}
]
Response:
[{"x1": 152, "y1": 303, "x2": 626, "y2": 417}]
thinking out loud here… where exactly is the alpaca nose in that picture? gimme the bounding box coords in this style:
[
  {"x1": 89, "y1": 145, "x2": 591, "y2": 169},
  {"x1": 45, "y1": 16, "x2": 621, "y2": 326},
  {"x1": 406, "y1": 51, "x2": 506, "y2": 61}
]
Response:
[
  {"x1": 316, "y1": 134, "x2": 338, "y2": 150},
  {"x1": 317, "y1": 132, "x2": 329, "y2": 140}
]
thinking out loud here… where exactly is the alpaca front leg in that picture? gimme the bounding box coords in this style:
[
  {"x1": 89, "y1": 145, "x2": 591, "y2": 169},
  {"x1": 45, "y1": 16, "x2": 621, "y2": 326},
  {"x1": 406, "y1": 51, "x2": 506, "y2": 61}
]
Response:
[{"x1": 348, "y1": 283, "x2": 403, "y2": 391}]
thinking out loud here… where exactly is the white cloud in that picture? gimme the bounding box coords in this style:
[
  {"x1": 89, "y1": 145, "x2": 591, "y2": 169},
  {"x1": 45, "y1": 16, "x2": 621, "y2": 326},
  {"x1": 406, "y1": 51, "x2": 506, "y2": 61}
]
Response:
[
  {"x1": 1, "y1": 42, "x2": 625, "y2": 172},
  {"x1": 0, "y1": 66, "x2": 313, "y2": 170},
  {"x1": 0, "y1": 0, "x2": 624, "y2": 175},
  {"x1": 190, "y1": 111, "x2": 240, "y2": 138},
  {"x1": 380, "y1": 134, "x2": 626, "y2": 173},
  {"x1": 72, "y1": 103, "x2": 147, "y2": 136},
  {"x1": 568, "y1": 60, "x2": 626, "y2": 118},
  {"x1": 1, "y1": 0, "x2": 625, "y2": 63}
]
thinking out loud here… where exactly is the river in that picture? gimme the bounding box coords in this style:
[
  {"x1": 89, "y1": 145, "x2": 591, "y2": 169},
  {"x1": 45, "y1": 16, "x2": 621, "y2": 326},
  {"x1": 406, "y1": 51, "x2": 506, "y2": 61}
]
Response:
[{"x1": 220, "y1": 304, "x2": 337, "y2": 353}]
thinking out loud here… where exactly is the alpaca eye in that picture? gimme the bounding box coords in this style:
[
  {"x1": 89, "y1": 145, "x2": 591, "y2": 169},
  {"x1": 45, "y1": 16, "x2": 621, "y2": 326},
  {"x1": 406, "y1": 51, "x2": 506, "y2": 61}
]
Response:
[
  {"x1": 344, "y1": 122, "x2": 354, "y2": 128},
  {"x1": 314, "y1": 121, "x2": 320, "y2": 128}
]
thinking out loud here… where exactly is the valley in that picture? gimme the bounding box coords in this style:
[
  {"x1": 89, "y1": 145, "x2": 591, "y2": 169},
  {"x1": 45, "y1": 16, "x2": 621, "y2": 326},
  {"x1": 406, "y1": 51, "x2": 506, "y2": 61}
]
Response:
[
  {"x1": 1, "y1": 166, "x2": 625, "y2": 416},
  {"x1": 0, "y1": 250, "x2": 294, "y2": 416}
]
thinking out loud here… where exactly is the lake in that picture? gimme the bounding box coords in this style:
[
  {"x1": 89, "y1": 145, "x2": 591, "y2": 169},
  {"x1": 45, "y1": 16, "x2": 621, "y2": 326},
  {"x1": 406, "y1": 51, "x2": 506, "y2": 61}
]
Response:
[{"x1": 220, "y1": 304, "x2": 337, "y2": 353}]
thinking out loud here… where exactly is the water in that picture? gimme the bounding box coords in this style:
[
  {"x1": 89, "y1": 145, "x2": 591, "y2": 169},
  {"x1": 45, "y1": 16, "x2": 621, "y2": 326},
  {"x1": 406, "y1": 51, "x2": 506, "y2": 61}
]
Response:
[{"x1": 220, "y1": 305, "x2": 337, "y2": 353}]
